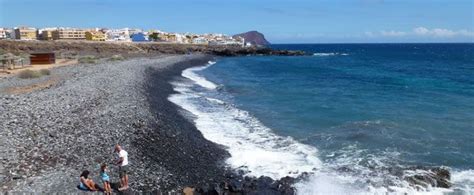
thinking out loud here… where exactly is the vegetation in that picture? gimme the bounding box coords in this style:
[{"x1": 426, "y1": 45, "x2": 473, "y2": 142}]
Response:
[
  {"x1": 78, "y1": 55, "x2": 97, "y2": 64},
  {"x1": 39, "y1": 69, "x2": 51, "y2": 75},
  {"x1": 17, "y1": 69, "x2": 51, "y2": 79},
  {"x1": 108, "y1": 54, "x2": 125, "y2": 61},
  {"x1": 59, "y1": 51, "x2": 78, "y2": 59},
  {"x1": 148, "y1": 33, "x2": 159, "y2": 41}
]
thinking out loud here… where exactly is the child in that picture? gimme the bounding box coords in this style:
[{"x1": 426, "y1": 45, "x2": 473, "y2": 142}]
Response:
[
  {"x1": 100, "y1": 163, "x2": 112, "y2": 194},
  {"x1": 78, "y1": 170, "x2": 103, "y2": 191}
]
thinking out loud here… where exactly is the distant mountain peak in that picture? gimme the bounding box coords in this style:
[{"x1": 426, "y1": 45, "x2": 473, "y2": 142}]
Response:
[{"x1": 233, "y1": 31, "x2": 270, "y2": 46}]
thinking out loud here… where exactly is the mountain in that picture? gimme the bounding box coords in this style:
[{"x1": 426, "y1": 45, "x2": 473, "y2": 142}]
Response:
[{"x1": 233, "y1": 31, "x2": 270, "y2": 46}]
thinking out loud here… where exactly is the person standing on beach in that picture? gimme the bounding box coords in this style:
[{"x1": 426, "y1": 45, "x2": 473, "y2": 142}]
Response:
[{"x1": 115, "y1": 144, "x2": 129, "y2": 191}]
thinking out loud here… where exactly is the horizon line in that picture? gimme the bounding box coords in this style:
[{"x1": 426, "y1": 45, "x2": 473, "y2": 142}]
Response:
[{"x1": 271, "y1": 42, "x2": 474, "y2": 45}]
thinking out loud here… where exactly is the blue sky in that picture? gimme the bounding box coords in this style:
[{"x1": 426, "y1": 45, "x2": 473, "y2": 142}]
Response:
[{"x1": 0, "y1": 0, "x2": 473, "y2": 43}]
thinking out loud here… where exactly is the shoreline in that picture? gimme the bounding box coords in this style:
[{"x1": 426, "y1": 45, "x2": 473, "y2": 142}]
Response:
[
  {"x1": 0, "y1": 55, "x2": 221, "y2": 193},
  {"x1": 0, "y1": 52, "x2": 458, "y2": 194},
  {"x1": 138, "y1": 56, "x2": 300, "y2": 194},
  {"x1": 0, "y1": 40, "x2": 306, "y2": 58},
  {"x1": 137, "y1": 55, "x2": 231, "y2": 190},
  {"x1": 0, "y1": 54, "x2": 298, "y2": 194}
]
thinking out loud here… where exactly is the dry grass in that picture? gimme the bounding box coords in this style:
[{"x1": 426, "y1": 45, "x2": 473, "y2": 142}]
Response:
[
  {"x1": 78, "y1": 55, "x2": 97, "y2": 64},
  {"x1": 108, "y1": 54, "x2": 125, "y2": 61},
  {"x1": 39, "y1": 69, "x2": 51, "y2": 75},
  {"x1": 5, "y1": 77, "x2": 59, "y2": 94},
  {"x1": 18, "y1": 70, "x2": 43, "y2": 79},
  {"x1": 17, "y1": 69, "x2": 51, "y2": 79}
]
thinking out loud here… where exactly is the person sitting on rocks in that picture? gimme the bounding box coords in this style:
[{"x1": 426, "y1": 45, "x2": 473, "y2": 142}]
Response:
[
  {"x1": 78, "y1": 170, "x2": 103, "y2": 192},
  {"x1": 100, "y1": 163, "x2": 112, "y2": 194},
  {"x1": 115, "y1": 144, "x2": 129, "y2": 191}
]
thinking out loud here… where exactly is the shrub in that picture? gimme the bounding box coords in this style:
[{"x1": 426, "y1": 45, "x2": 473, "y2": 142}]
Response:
[
  {"x1": 18, "y1": 70, "x2": 42, "y2": 79},
  {"x1": 78, "y1": 55, "x2": 97, "y2": 64},
  {"x1": 39, "y1": 69, "x2": 51, "y2": 75},
  {"x1": 59, "y1": 51, "x2": 78, "y2": 59},
  {"x1": 108, "y1": 54, "x2": 125, "y2": 61}
]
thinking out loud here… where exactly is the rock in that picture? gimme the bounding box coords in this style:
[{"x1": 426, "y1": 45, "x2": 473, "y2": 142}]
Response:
[
  {"x1": 0, "y1": 40, "x2": 306, "y2": 57},
  {"x1": 404, "y1": 167, "x2": 452, "y2": 188}
]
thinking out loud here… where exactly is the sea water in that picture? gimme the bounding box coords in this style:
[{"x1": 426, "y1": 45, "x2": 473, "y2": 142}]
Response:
[{"x1": 169, "y1": 44, "x2": 474, "y2": 194}]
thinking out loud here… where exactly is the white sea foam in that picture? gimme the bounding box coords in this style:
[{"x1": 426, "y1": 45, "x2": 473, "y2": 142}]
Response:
[
  {"x1": 205, "y1": 97, "x2": 225, "y2": 105},
  {"x1": 170, "y1": 62, "x2": 473, "y2": 195},
  {"x1": 169, "y1": 91, "x2": 322, "y2": 179},
  {"x1": 181, "y1": 61, "x2": 218, "y2": 89},
  {"x1": 451, "y1": 170, "x2": 474, "y2": 194},
  {"x1": 313, "y1": 52, "x2": 349, "y2": 56},
  {"x1": 313, "y1": 52, "x2": 336, "y2": 56}
]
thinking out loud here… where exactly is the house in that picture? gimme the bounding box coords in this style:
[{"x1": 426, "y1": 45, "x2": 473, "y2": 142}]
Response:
[
  {"x1": 0, "y1": 28, "x2": 12, "y2": 39},
  {"x1": 166, "y1": 34, "x2": 177, "y2": 42},
  {"x1": 192, "y1": 37, "x2": 209, "y2": 45},
  {"x1": 131, "y1": 32, "x2": 148, "y2": 42},
  {"x1": 52, "y1": 28, "x2": 86, "y2": 40},
  {"x1": 105, "y1": 28, "x2": 132, "y2": 42},
  {"x1": 127, "y1": 28, "x2": 143, "y2": 35},
  {"x1": 85, "y1": 31, "x2": 106, "y2": 41},
  {"x1": 14, "y1": 27, "x2": 38, "y2": 40}
]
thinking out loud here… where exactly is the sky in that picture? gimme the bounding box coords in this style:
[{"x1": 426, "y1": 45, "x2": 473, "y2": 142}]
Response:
[{"x1": 0, "y1": 0, "x2": 473, "y2": 43}]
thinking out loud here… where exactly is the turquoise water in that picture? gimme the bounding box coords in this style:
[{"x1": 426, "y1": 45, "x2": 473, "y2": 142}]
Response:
[{"x1": 170, "y1": 44, "x2": 474, "y2": 194}]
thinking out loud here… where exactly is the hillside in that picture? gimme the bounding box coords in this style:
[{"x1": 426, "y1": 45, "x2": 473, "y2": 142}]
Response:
[{"x1": 233, "y1": 31, "x2": 271, "y2": 46}]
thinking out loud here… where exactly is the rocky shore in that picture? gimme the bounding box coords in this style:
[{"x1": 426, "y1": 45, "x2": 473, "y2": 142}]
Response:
[
  {"x1": 0, "y1": 52, "x2": 455, "y2": 194},
  {"x1": 0, "y1": 40, "x2": 306, "y2": 58},
  {"x1": 0, "y1": 55, "x2": 299, "y2": 194}
]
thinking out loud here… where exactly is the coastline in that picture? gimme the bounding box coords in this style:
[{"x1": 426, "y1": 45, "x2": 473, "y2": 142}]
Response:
[
  {"x1": 0, "y1": 47, "x2": 463, "y2": 194},
  {"x1": 0, "y1": 40, "x2": 306, "y2": 57},
  {"x1": 137, "y1": 55, "x2": 231, "y2": 190},
  {"x1": 0, "y1": 55, "x2": 219, "y2": 193},
  {"x1": 0, "y1": 54, "x2": 297, "y2": 194}
]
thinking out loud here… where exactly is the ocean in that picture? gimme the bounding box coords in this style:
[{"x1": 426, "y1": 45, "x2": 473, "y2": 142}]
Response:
[{"x1": 168, "y1": 44, "x2": 474, "y2": 194}]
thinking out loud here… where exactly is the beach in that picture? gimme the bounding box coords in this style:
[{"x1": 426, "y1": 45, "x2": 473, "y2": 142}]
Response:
[
  {"x1": 0, "y1": 55, "x2": 221, "y2": 193},
  {"x1": 0, "y1": 54, "x2": 298, "y2": 194}
]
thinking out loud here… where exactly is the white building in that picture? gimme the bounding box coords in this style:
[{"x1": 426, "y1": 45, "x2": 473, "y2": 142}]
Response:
[
  {"x1": 0, "y1": 28, "x2": 12, "y2": 39},
  {"x1": 192, "y1": 37, "x2": 209, "y2": 45},
  {"x1": 175, "y1": 33, "x2": 189, "y2": 44},
  {"x1": 128, "y1": 28, "x2": 143, "y2": 35},
  {"x1": 105, "y1": 28, "x2": 132, "y2": 42}
]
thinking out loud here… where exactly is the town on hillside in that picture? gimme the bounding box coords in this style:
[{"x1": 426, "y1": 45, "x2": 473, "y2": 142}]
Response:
[{"x1": 0, "y1": 26, "x2": 253, "y2": 47}]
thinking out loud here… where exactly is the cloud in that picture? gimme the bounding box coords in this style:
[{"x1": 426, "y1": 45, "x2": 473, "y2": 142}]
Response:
[
  {"x1": 365, "y1": 27, "x2": 474, "y2": 38},
  {"x1": 380, "y1": 30, "x2": 407, "y2": 37},
  {"x1": 413, "y1": 27, "x2": 474, "y2": 37},
  {"x1": 413, "y1": 27, "x2": 430, "y2": 35},
  {"x1": 364, "y1": 31, "x2": 375, "y2": 37}
]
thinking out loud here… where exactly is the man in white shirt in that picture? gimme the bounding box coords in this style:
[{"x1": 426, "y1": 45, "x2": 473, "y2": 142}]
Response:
[{"x1": 115, "y1": 144, "x2": 129, "y2": 190}]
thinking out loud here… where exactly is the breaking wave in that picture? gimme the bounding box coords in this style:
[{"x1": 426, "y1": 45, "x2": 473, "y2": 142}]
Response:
[
  {"x1": 168, "y1": 61, "x2": 474, "y2": 195},
  {"x1": 313, "y1": 52, "x2": 349, "y2": 56}
]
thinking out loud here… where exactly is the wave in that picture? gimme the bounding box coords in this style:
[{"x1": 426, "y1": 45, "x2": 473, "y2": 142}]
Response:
[
  {"x1": 181, "y1": 61, "x2": 218, "y2": 89},
  {"x1": 169, "y1": 61, "x2": 473, "y2": 195},
  {"x1": 313, "y1": 52, "x2": 349, "y2": 56},
  {"x1": 169, "y1": 87, "x2": 322, "y2": 179},
  {"x1": 451, "y1": 170, "x2": 474, "y2": 194}
]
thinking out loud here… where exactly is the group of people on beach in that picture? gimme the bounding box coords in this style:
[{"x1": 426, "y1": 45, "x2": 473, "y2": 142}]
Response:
[{"x1": 78, "y1": 144, "x2": 129, "y2": 194}]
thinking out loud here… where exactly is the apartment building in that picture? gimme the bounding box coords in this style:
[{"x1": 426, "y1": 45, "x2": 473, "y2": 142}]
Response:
[
  {"x1": 85, "y1": 31, "x2": 106, "y2": 41},
  {"x1": 39, "y1": 28, "x2": 58, "y2": 40},
  {"x1": 14, "y1": 27, "x2": 38, "y2": 40},
  {"x1": 52, "y1": 28, "x2": 86, "y2": 40}
]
